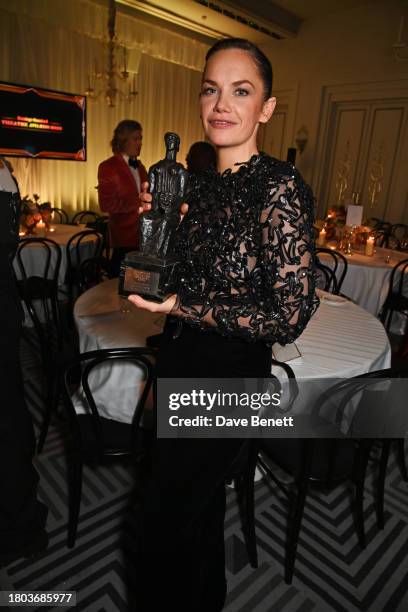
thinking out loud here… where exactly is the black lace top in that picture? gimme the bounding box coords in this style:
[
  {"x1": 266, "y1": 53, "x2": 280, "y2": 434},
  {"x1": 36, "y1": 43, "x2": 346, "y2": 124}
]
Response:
[{"x1": 172, "y1": 153, "x2": 319, "y2": 344}]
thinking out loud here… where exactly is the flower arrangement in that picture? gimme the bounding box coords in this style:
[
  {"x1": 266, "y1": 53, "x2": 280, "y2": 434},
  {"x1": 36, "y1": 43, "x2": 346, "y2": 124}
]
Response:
[{"x1": 20, "y1": 194, "x2": 53, "y2": 234}]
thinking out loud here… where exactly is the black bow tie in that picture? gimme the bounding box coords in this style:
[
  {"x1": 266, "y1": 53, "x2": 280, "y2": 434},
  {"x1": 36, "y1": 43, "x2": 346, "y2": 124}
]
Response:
[{"x1": 128, "y1": 158, "x2": 138, "y2": 169}]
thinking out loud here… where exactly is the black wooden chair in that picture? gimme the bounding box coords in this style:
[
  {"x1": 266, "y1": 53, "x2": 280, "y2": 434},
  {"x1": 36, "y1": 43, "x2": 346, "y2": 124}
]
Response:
[
  {"x1": 240, "y1": 369, "x2": 406, "y2": 584},
  {"x1": 14, "y1": 237, "x2": 63, "y2": 356},
  {"x1": 14, "y1": 238, "x2": 67, "y2": 452},
  {"x1": 66, "y1": 230, "x2": 103, "y2": 307},
  {"x1": 315, "y1": 247, "x2": 348, "y2": 294},
  {"x1": 85, "y1": 216, "x2": 111, "y2": 260},
  {"x1": 71, "y1": 210, "x2": 101, "y2": 225},
  {"x1": 51, "y1": 207, "x2": 69, "y2": 224},
  {"x1": 78, "y1": 256, "x2": 113, "y2": 294},
  {"x1": 379, "y1": 258, "x2": 408, "y2": 332},
  {"x1": 61, "y1": 347, "x2": 156, "y2": 547},
  {"x1": 233, "y1": 359, "x2": 299, "y2": 569},
  {"x1": 367, "y1": 218, "x2": 392, "y2": 232}
]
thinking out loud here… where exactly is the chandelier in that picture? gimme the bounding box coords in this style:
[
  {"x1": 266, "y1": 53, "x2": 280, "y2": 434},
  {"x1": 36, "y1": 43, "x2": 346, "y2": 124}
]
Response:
[{"x1": 86, "y1": 0, "x2": 138, "y2": 107}]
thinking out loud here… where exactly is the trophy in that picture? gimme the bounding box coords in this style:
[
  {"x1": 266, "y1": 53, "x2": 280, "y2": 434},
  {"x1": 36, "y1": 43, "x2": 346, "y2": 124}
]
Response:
[{"x1": 118, "y1": 132, "x2": 188, "y2": 302}]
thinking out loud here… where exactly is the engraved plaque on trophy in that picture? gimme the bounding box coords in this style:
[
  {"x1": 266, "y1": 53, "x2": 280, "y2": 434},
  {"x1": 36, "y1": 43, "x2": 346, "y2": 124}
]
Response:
[{"x1": 118, "y1": 132, "x2": 188, "y2": 302}]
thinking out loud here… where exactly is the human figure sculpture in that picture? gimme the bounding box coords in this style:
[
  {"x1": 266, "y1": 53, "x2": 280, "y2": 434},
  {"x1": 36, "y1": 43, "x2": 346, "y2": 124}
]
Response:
[{"x1": 140, "y1": 132, "x2": 188, "y2": 258}]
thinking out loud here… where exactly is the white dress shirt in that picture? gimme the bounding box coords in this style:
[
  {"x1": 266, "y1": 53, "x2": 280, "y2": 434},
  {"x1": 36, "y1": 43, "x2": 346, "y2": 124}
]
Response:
[
  {"x1": 0, "y1": 160, "x2": 18, "y2": 194},
  {"x1": 122, "y1": 154, "x2": 141, "y2": 193}
]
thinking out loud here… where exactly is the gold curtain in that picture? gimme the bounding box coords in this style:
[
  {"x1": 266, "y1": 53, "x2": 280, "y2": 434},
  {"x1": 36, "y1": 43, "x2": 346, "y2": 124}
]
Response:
[{"x1": 0, "y1": 0, "x2": 207, "y2": 215}]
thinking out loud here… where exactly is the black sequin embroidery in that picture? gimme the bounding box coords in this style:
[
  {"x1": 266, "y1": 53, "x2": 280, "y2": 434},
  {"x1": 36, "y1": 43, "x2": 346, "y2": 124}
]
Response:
[{"x1": 172, "y1": 153, "x2": 319, "y2": 344}]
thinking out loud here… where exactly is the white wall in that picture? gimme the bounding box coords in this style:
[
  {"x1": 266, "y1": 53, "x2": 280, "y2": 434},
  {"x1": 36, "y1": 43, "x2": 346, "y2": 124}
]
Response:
[{"x1": 259, "y1": 0, "x2": 408, "y2": 221}]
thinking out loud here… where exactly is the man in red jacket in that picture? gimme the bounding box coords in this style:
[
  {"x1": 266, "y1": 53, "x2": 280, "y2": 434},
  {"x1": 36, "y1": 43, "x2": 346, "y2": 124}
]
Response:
[{"x1": 98, "y1": 119, "x2": 148, "y2": 276}]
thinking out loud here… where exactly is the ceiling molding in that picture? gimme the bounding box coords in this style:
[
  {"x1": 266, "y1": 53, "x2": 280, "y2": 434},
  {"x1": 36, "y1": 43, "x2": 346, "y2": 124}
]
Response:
[{"x1": 117, "y1": 0, "x2": 298, "y2": 43}]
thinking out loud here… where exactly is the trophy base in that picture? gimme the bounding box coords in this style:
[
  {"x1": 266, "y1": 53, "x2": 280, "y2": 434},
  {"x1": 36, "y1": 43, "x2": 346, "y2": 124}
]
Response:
[{"x1": 118, "y1": 251, "x2": 178, "y2": 303}]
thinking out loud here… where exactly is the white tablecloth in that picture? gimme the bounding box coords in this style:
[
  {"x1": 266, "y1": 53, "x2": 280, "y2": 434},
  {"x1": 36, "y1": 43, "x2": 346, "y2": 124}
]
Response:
[
  {"x1": 14, "y1": 224, "x2": 98, "y2": 286},
  {"x1": 319, "y1": 247, "x2": 408, "y2": 330},
  {"x1": 73, "y1": 279, "x2": 391, "y2": 423}
]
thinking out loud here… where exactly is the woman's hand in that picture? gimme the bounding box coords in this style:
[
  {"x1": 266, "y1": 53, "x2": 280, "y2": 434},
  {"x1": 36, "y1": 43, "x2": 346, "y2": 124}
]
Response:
[
  {"x1": 138, "y1": 182, "x2": 152, "y2": 214},
  {"x1": 138, "y1": 182, "x2": 189, "y2": 220},
  {"x1": 128, "y1": 293, "x2": 177, "y2": 314}
]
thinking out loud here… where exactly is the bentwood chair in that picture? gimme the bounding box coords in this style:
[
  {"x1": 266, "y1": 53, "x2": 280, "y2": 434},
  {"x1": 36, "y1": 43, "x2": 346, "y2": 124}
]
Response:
[
  {"x1": 66, "y1": 230, "x2": 103, "y2": 307},
  {"x1": 379, "y1": 258, "x2": 408, "y2": 332},
  {"x1": 71, "y1": 210, "x2": 101, "y2": 225},
  {"x1": 240, "y1": 369, "x2": 407, "y2": 584},
  {"x1": 51, "y1": 207, "x2": 70, "y2": 224},
  {"x1": 14, "y1": 237, "x2": 63, "y2": 358},
  {"x1": 232, "y1": 359, "x2": 299, "y2": 569},
  {"x1": 14, "y1": 238, "x2": 68, "y2": 453},
  {"x1": 85, "y1": 216, "x2": 111, "y2": 260},
  {"x1": 61, "y1": 347, "x2": 156, "y2": 547},
  {"x1": 77, "y1": 256, "x2": 113, "y2": 294},
  {"x1": 315, "y1": 247, "x2": 348, "y2": 294}
]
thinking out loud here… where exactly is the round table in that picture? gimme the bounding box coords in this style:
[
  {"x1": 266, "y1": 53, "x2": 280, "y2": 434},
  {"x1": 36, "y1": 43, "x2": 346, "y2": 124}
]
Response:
[
  {"x1": 319, "y1": 246, "x2": 408, "y2": 330},
  {"x1": 15, "y1": 224, "x2": 98, "y2": 286},
  {"x1": 73, "y1": 279, "x2": 391, "y2": 423}
]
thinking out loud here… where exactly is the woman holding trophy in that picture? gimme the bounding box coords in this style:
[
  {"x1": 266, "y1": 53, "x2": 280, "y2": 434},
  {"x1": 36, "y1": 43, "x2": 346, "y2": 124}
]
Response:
[{"x1": 129, "y1": 38, "x2": 318, "y2": 611}]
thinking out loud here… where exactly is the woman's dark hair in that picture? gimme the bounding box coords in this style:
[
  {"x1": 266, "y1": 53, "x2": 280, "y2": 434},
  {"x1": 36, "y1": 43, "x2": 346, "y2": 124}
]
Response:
[
  {"x1": 111, "y1": 119, "x2": 142, "y2": 154},
  {"x1": 205, "y1": 38, "x2": 272, "y2": 100}
]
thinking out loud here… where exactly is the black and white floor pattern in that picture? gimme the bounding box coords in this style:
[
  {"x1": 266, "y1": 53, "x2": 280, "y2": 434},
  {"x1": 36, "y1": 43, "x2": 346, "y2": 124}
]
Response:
[{"x1": 2, "y1": 337, "x2": 408, "y2": 612}]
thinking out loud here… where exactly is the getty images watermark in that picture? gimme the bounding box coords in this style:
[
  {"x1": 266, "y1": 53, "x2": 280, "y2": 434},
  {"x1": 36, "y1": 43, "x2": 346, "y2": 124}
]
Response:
[
  {"x1": 167, "y1": 388, "x2": 293, "y2": 429},
  {"x1": 156, "y1": 377, "x2": 408, "y2": 439}
]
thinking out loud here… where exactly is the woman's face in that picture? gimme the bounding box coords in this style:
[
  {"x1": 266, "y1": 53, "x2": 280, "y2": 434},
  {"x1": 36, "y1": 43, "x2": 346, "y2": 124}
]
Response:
[{"x1": 200, "y1": 49, "x2": 275, "y2": 155}]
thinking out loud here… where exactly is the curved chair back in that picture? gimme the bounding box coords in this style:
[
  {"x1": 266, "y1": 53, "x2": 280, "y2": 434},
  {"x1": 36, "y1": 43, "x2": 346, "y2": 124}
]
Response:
[
  {"x1": 14, "y1": 237, "x2": 63, "y2": 362},
  {"x1": 255, "y1": 367, "x2": 407, "y2": 583},
  {"x1": 51, "y1": 207, "x2": 69, "y2": 224},
  {"x1": 66, "y1": 230, "x2": 103, "y2": 271},
  {"x1": 315, "y1": 247, "x2": 348, "y2": 294},
  {"x1": 380, "y1": 258, "x2": 408, "y2": 330},
  {"x1": 72, "y1": 210, "x2": 100, "y2": 225},
  {"x1": 78, "y1": 256, "x2": 112, "y2": 293},
  {"x1": 85, "y1": 216, "x2": 110, "y2": 259},
  {"x1": 15, "y1": 236, "x2": 62, "y2": 283},
  {"x1": 66, "y1": 230, "x2": 103, "y2": 305},
  {"x1": 62, "y1": 347, "x2": 156, "y2": 547}
]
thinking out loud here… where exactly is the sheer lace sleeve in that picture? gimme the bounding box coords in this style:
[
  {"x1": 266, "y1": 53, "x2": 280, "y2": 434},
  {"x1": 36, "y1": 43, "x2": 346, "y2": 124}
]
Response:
[{"x1": 171, "y1": 158, "x2": 319, "y2": 344}]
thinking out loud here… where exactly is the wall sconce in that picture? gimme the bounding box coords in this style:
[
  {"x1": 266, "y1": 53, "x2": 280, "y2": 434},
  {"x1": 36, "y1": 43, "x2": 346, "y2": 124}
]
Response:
[
  {"x1": 393, "y1": 16, "x2": 408, "y2": 61},
  {"x1": 295, "y1": 126, "x2": 308, "y2": 155}
]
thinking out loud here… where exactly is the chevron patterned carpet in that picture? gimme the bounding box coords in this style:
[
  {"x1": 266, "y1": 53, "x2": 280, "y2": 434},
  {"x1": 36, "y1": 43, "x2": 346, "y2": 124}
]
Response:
[{"x1": 1, "y1": 334, "x2": 408, "y2": 612}]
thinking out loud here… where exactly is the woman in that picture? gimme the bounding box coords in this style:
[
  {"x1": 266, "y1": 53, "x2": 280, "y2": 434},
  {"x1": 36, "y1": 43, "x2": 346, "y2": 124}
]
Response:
[{"x1": 130, "y1": 39, "x2": 318, "y2": 611}]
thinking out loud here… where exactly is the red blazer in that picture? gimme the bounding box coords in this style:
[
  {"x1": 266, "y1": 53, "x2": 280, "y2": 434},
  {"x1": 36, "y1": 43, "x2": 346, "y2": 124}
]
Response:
[{"x1": 97, "y1": 154, "x2": 148, "y2": 248}]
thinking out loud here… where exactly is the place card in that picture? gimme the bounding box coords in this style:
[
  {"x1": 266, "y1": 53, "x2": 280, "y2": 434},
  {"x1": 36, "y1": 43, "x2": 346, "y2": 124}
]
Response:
[
  {"x1": 272, "y1": 342, "x2": 301, "y2": 362},
  {"x1": 345, "y1": 205, "x2": 363, "y2": 227}
]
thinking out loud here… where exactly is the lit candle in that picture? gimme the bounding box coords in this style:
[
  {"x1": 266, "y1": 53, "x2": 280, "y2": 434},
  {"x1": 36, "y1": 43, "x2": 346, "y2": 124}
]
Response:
[
  {"x1": 317, "y1": 228, "x2": 327, "y2": 246},
  {"x1": 365, "y1": 236, "x2": 375, "y2": 256},
  {"x1": 37, "y1": 220, "x2": 46, "y2": 237}
]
